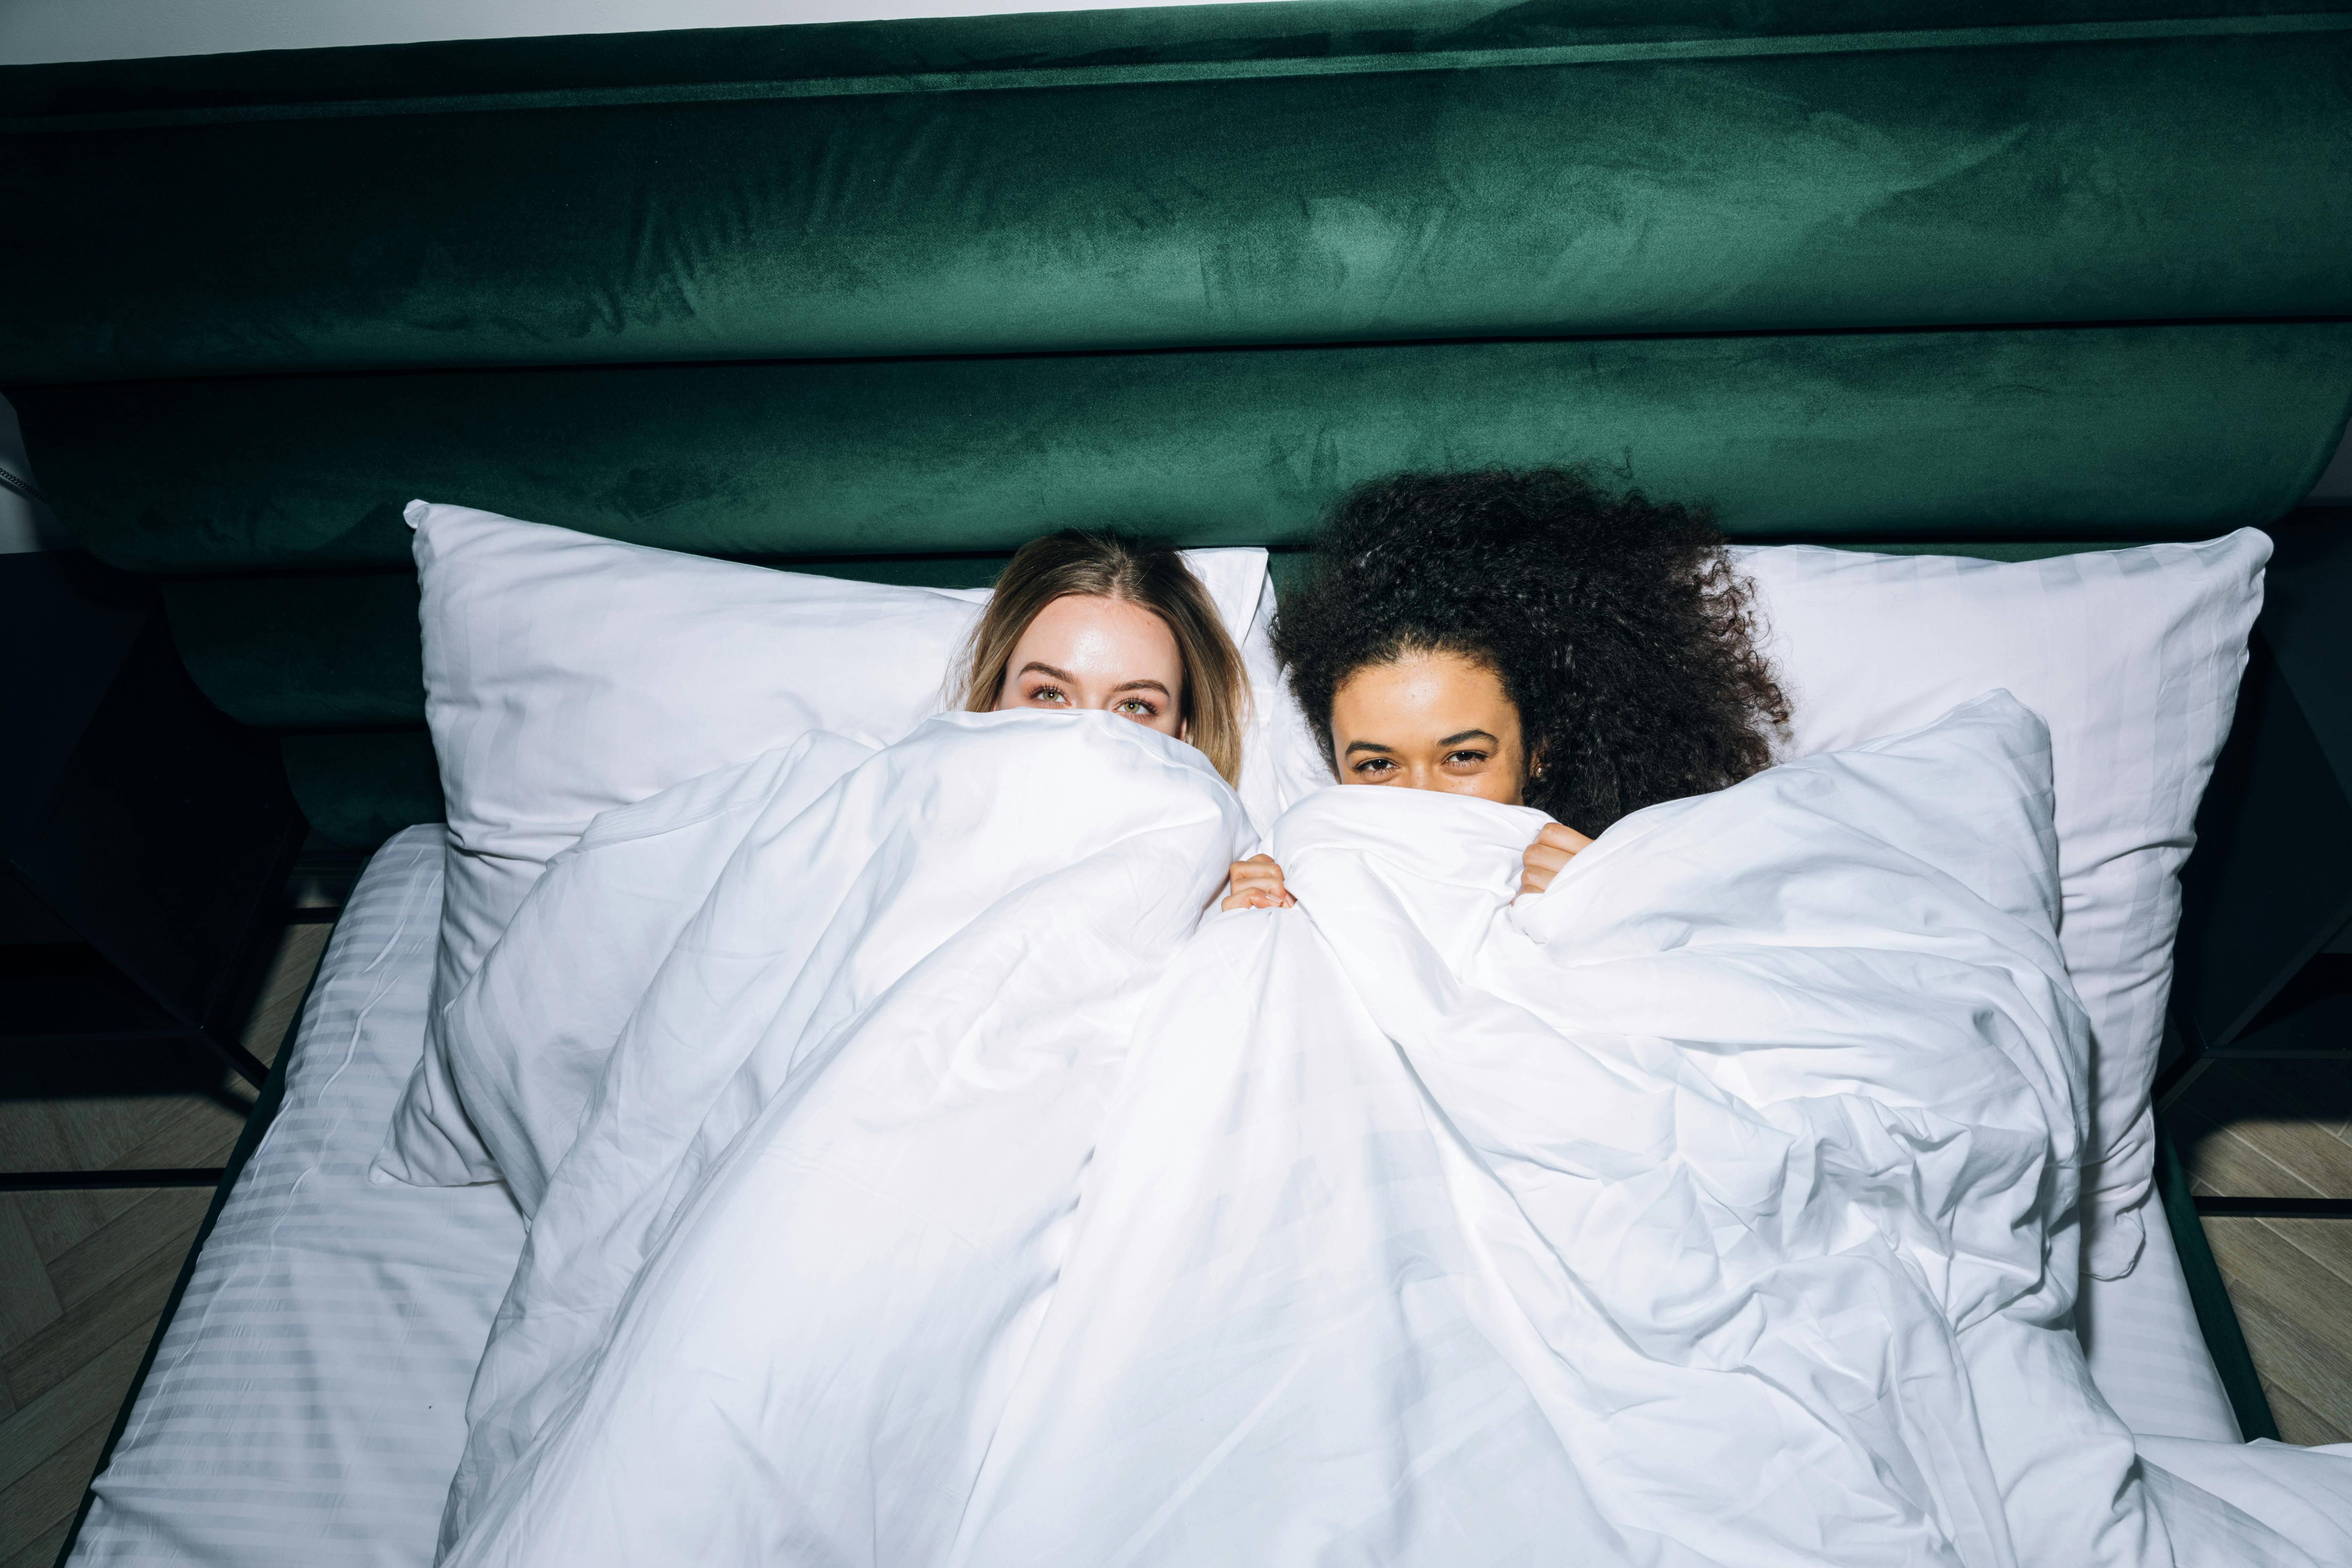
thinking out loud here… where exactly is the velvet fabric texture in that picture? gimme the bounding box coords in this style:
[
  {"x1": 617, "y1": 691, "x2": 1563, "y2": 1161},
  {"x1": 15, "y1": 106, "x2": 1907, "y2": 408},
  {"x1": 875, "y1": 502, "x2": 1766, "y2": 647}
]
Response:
[
  {"x1": 20, "y1": 323, "x2": 2351, "y2": 578},
  {"x1": 9, "y1": 0, "x2": 2335, "y2": 120},
  {"x1": 17, "y1": 318, "x2": 2350, "y2": 846},
  {"x1": 277, "y1": 732, "x2": 447, "y2": 852},
  {"x1": 4, "y1": 10, "x2": 2350, "y2": 382},
  {"x1": 7, "y1": 1, "x2": 2351, "y2": 843}
]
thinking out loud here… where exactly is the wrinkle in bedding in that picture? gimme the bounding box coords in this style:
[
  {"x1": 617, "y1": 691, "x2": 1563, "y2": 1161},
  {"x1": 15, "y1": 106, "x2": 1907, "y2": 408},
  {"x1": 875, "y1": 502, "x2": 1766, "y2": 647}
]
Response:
[{"x1": 431, "y1": 695, "x2": 2323, "y2": 1566}]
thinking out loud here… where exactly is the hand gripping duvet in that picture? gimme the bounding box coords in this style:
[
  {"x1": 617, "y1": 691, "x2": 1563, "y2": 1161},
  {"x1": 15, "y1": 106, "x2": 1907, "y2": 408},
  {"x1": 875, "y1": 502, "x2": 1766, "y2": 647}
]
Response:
[{"x1": 439, "y1": 698, "x2": 2309, "y2": 1568}]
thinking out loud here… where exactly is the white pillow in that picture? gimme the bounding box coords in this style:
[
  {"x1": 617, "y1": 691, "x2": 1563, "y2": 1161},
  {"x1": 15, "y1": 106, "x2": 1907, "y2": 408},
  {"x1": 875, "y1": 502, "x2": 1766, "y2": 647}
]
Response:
[
  {"x1": 379, "y1": 733, "x2": 878, "y2": 1209},
  {"x1": 390, "y1": 501, "x2": 1319, "y2": 1194},
  {"x1": 409, "y1": 499, "x2": 1306, "y2": 1018},
  {"x1": 1734, "y1": 533, "x2": 2268, "y2": 1275},
  {"x1": 393, "y1": 502, "x2": 2261, "y2": 1260}
]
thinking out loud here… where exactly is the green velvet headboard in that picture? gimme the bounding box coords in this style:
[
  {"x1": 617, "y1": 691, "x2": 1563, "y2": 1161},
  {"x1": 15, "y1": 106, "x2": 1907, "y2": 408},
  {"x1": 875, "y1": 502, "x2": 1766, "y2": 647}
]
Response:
[{"x1": 6, "y1": 0, "x2": 2350, "y2": 845}]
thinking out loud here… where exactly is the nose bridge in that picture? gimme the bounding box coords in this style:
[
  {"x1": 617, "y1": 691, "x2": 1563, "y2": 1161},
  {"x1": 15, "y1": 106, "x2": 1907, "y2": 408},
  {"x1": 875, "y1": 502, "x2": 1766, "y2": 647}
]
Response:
[{"x1": 1407, "y1": 758, "x2": 1452, "y2": 793}]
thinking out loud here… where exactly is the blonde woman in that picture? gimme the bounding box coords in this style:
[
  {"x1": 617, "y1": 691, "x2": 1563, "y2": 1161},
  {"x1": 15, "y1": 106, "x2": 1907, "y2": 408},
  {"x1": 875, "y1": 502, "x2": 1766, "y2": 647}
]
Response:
[{"x1": 957, "y1": 529, "x2": 1250, "y2": 788}]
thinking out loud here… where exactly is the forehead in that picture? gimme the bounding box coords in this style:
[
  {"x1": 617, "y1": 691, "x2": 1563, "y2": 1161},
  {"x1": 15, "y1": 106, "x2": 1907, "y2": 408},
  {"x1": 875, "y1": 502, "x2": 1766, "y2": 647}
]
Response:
[
  {"x1": 1330, "y1": 652, "x2": 1517, "y2": 733},
  {"x1": 1011, "y1": 593, "x2": 1180, "y2": 667}
]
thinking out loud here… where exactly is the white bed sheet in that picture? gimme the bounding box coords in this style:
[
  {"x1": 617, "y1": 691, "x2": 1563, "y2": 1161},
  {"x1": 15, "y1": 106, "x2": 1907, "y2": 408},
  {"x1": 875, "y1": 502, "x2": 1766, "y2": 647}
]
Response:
[
  {"x1": 2081, "y1": 1199, "x2": 2243, "y2": 1444},
  {"x1": 71, "y1": 827, "x2": 525, "y2": 1568},
  {"x1": 53, "y1": 823, "x2": 2294, "y2": 1565}
]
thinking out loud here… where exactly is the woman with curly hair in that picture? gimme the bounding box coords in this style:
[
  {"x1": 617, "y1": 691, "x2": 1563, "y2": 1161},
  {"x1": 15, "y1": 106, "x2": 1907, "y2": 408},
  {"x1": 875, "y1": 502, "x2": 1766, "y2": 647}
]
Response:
[{"x1": 1223, "y1": 467, "x2": 1789, "y2": 910}]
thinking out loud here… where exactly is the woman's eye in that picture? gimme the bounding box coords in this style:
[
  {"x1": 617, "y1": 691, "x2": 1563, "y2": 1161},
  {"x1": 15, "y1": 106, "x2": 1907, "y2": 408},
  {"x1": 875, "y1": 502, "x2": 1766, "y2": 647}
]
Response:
[
  {"x1": 1444, "y1": 750, "x2": 1490, "y2": 766},
  {"x1": 1115, "y1": 697, "x2": 1157, "y2": 717},
  {"x1": 1027, "y1": 686, "x2": 1069, "y2": 705},
  {"x1": 1352, "y1": 757, "x2": 1397, "y2": 777}
]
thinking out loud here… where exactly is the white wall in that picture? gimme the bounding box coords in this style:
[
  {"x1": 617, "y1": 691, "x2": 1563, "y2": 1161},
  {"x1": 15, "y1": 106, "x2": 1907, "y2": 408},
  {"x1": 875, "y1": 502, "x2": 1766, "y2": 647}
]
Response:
[{"x1": 0, "y1": 0, "x2": 1273, "y2": 64}]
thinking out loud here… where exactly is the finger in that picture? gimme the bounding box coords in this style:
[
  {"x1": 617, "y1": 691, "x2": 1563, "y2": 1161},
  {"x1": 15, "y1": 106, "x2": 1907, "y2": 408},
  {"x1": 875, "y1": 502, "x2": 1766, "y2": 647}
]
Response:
[
  {"x1": 1519, "y1": 852, "x2": 1571, "y2": 896},
  {"x1": 1537, "y1": 823, "x2": 1593, "y2": 853}
]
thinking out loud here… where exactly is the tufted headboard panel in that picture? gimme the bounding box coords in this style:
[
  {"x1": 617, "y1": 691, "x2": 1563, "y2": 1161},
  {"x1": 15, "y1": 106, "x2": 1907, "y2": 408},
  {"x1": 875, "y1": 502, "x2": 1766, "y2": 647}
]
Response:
[{"x1": 5, "y1": 0, "x2": 2349, "y2": 842}]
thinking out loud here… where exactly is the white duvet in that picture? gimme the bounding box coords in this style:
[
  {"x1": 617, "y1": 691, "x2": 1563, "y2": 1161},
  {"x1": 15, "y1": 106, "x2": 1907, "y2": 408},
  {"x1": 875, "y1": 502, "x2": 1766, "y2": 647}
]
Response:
[{"x1": 435, "y1": 698, "x2": 2318, "y2": 1567}]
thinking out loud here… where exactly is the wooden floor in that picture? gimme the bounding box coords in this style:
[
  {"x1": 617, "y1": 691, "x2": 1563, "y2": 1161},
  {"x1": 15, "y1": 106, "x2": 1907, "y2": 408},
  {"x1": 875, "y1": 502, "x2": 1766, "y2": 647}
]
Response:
[
  {"x1": 2171, "y1": 1057, "x2": 2352, "y2": 1447},
  {"x1": 0, "y1": 935, "x2": 2343, "y2": 1566},
  {"x1": 0, "y1": 925, "x2": 327, "y2": 1568}
]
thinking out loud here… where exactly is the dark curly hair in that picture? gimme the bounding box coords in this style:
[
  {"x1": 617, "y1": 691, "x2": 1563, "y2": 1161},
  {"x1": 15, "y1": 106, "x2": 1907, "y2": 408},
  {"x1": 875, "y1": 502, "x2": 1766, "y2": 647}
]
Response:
[{"x1": 1270, "y1": 468, "x2": 1790, "y2": 833}]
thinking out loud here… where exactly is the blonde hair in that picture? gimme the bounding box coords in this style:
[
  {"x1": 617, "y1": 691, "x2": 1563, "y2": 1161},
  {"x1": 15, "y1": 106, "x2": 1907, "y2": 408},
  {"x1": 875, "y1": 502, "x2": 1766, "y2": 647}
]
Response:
[{"x1": 958, "y1": 530, "x2": 1249, "y2": 786}]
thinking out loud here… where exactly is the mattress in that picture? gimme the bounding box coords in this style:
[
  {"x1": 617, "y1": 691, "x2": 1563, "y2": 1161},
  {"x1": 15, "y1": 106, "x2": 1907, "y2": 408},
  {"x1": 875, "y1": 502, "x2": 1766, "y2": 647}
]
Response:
[
  {"x1": 2082, "y1": 1195, "x2": 2243, "y2": 1444},
  {"x1": 64, "y1": 825, "x2": 2261, "y2": 1566},
  {"x1": 71, "y1": 827, "x2": 525, "y2": 1568}
]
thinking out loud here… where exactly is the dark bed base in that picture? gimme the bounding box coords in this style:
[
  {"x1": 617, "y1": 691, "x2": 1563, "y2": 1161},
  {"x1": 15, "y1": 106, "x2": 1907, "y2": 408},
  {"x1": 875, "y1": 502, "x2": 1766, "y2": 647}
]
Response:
[{"x1": 2156, "y1": 1122, "x2": 2282, "y2": 1444}]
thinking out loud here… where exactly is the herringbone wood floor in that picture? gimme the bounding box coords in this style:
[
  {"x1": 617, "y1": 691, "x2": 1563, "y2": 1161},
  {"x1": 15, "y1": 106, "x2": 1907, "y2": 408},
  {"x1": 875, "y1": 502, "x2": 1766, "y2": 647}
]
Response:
[
  {"x1": 0, "y1": 929, "x2": 2342, "y2": 1566},
  {"x1": 0, "y1": 925, "x2": 326, "y2": 1568},
  {"x1": 2173, "y1": 1058, "x2": 2352, "y2": 1446}
]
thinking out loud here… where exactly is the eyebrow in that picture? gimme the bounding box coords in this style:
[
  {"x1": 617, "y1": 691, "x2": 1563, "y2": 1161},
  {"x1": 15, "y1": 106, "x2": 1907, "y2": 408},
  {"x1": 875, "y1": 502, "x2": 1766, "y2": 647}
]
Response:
[
  {"x1": 1343, "y1": 728, "x2": 1497, "y2": 757},
  {"x1": 1016, "y1": 662, "x2": 1171, "y2": 698}
]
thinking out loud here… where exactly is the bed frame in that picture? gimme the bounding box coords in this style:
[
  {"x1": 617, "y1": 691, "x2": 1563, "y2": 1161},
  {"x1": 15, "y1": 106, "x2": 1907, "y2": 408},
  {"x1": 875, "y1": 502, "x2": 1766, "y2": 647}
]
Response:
[{"x1": 5, "y1": 2, "x2": 2350, "y2": 1558}]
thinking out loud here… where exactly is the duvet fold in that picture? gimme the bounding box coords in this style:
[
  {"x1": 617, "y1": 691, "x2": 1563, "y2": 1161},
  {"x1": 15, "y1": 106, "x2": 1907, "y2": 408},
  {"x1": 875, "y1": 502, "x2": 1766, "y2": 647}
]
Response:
[
  {"x1": 438, "y1": 697, "x2": 2290, "y2": 1568},
  {"x1": 441, "y1": 712, "x2": 1248, "y2": 1561}
]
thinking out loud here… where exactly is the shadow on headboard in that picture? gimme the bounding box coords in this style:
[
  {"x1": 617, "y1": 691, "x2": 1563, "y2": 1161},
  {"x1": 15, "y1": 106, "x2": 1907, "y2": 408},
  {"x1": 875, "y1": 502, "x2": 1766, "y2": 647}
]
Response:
[{"x1": 5, "y1": 0, "x2": 2350, "y2": 844}]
